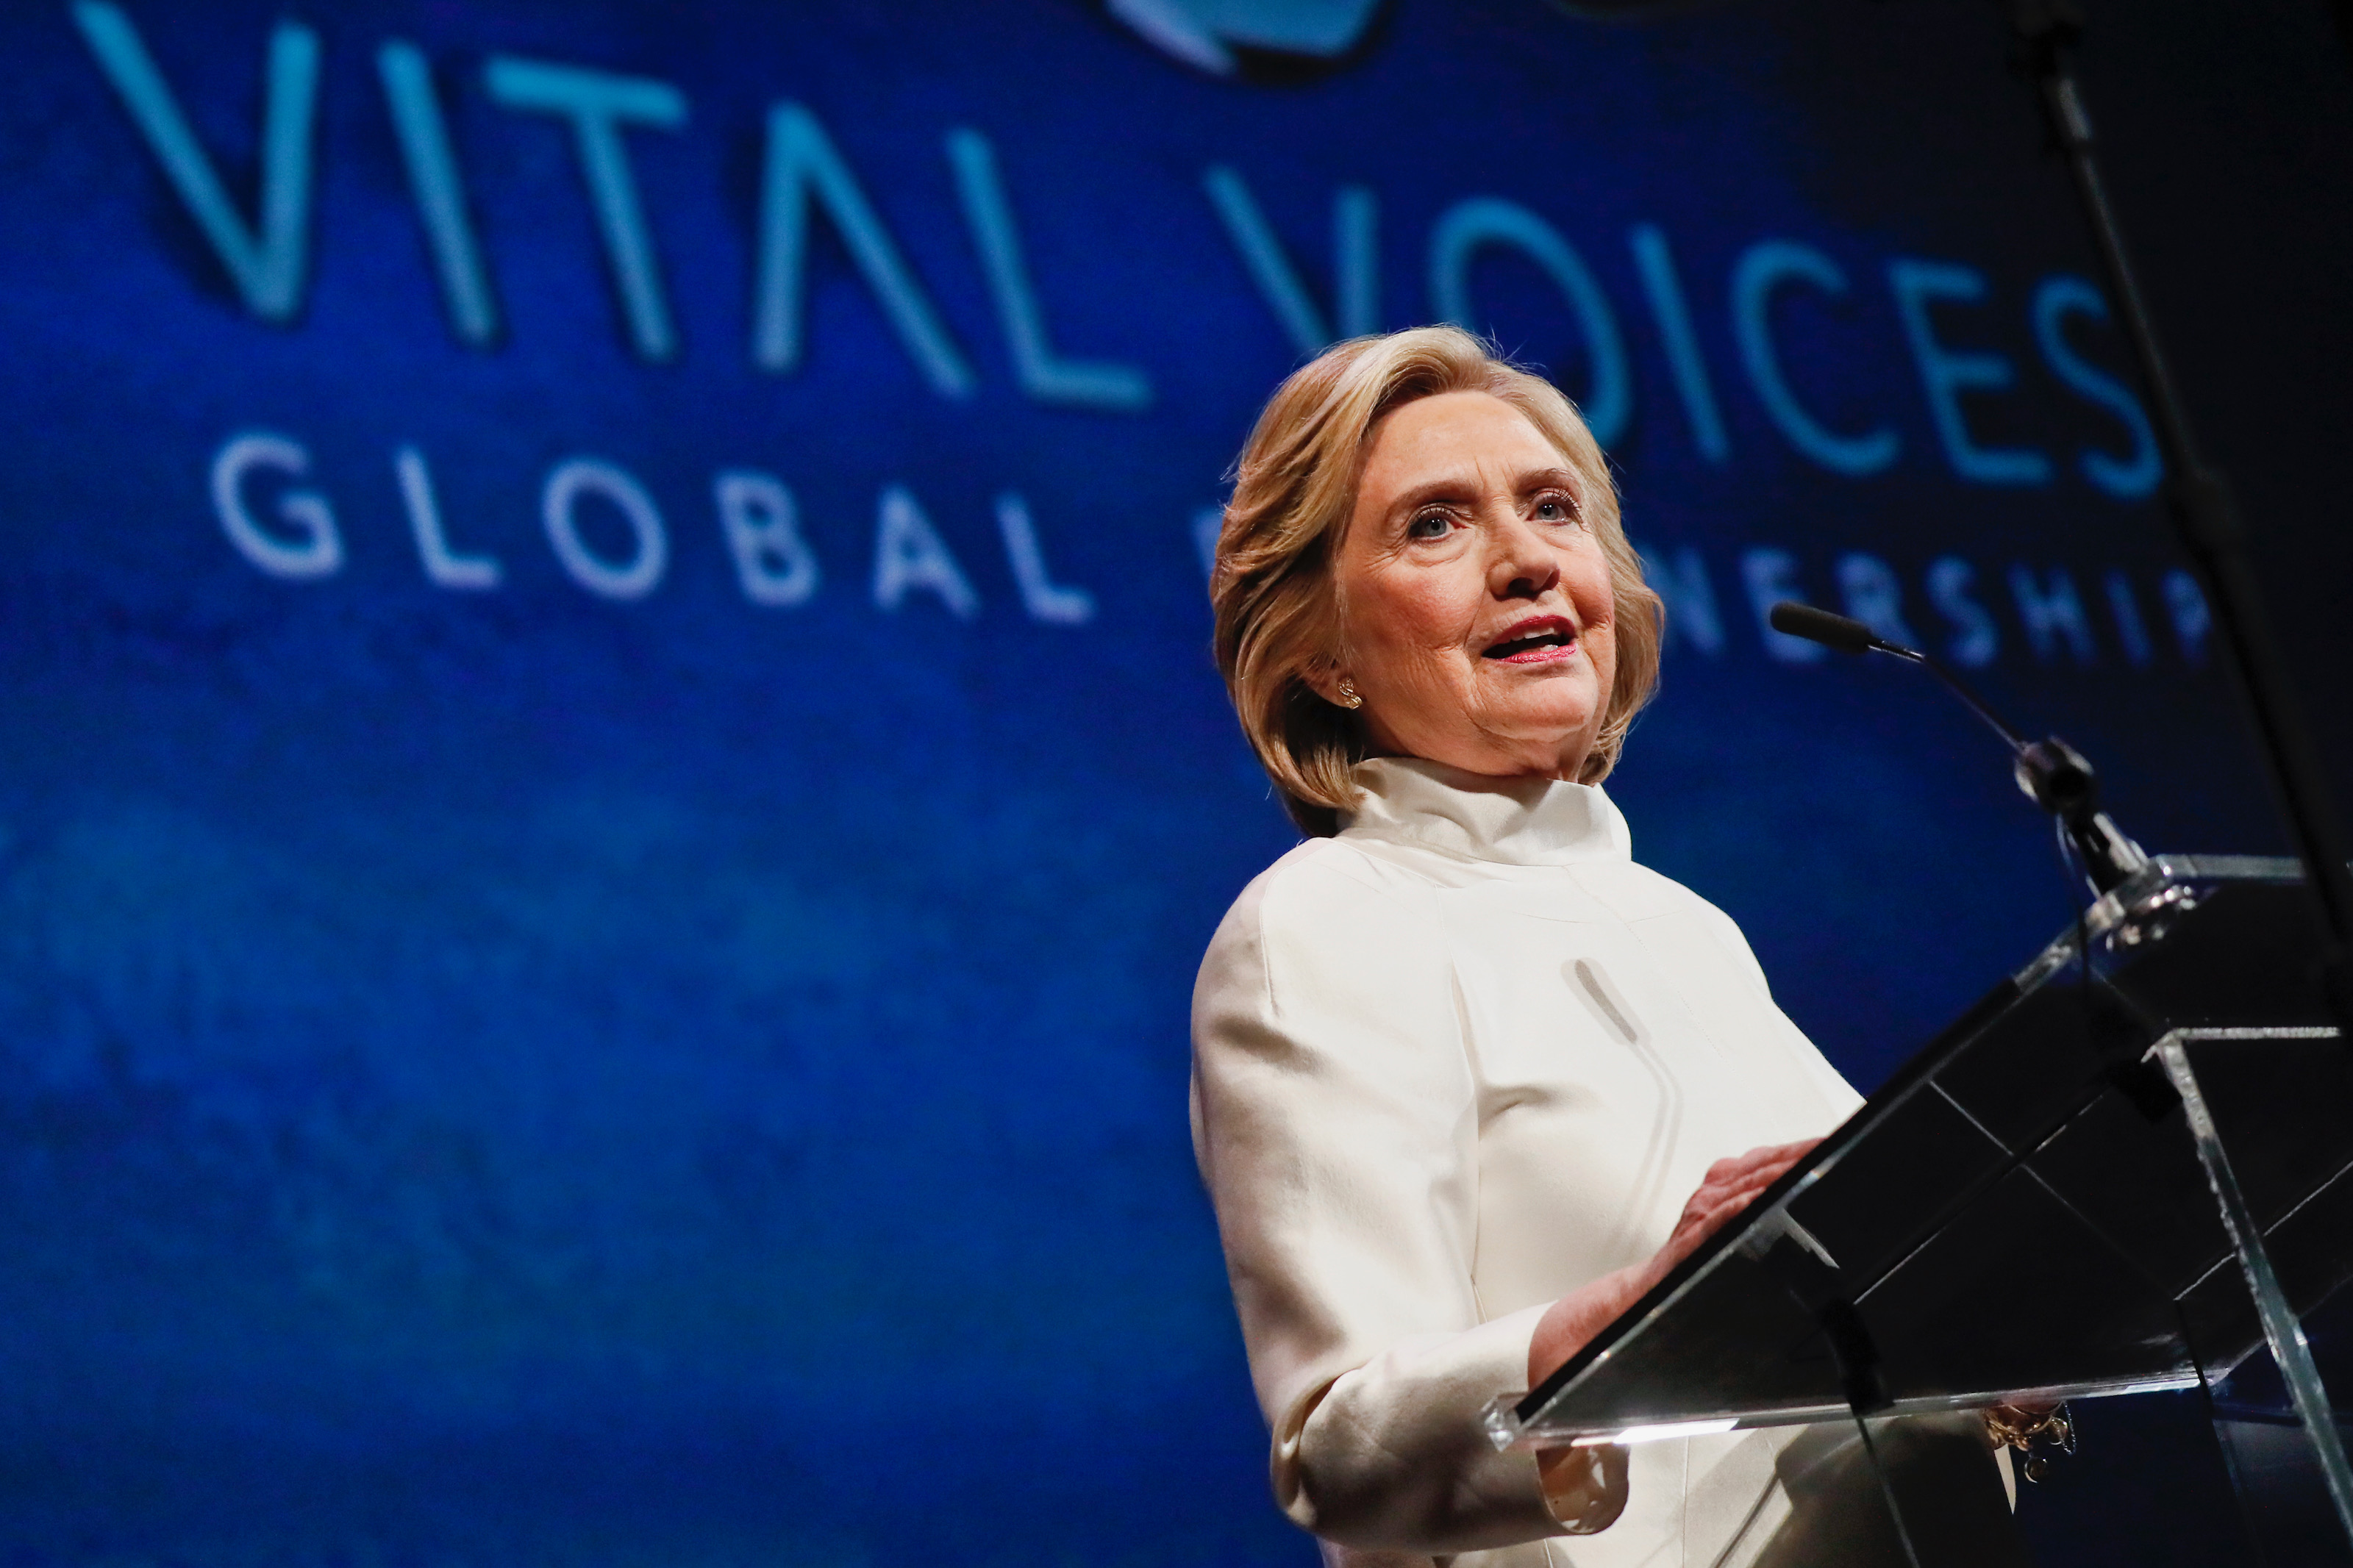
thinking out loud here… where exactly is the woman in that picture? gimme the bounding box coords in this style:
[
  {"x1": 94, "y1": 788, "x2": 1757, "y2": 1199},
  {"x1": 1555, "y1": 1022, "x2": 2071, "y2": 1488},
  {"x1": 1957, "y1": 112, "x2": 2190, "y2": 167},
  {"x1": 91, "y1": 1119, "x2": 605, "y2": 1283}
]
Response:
[{"x1": 1191, "y1": 328, "x2": 2019, "y2": 1567}]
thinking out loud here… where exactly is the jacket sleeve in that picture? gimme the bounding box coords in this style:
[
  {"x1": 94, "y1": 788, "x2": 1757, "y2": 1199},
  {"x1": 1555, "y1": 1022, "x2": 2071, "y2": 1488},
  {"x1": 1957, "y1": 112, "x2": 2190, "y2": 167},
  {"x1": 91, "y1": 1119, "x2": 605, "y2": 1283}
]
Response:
[
  {"x1": 1190, "y1": 848, "x2": 1565, "y2": 1554},
  {"x1": 1680, "y1": 888, "x2": 1865, "y2": 1120}
]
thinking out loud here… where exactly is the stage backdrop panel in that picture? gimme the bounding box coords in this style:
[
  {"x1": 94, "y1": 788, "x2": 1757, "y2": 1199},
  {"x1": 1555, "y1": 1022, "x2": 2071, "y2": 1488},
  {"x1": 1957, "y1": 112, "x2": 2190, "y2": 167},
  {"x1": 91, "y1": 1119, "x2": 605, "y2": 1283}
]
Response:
[{"x1": 0, "y1": 0, "x2": 2347, "y2": 1563}]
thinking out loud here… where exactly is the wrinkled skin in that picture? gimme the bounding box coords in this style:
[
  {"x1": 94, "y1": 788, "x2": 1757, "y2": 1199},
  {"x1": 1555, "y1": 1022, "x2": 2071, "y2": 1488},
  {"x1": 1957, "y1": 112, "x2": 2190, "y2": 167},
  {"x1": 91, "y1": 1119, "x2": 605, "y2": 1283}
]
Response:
[{"x1": 1318, "y1": 390, "x2": 1617, "y2": 783}]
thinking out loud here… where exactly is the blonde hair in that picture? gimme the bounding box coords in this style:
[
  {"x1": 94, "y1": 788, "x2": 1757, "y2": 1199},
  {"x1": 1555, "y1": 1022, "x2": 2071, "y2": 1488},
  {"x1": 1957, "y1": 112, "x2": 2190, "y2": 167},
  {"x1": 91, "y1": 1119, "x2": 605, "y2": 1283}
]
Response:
[{"x1": 1210, "y1": 326, "x2": 1663, "y2": 836}]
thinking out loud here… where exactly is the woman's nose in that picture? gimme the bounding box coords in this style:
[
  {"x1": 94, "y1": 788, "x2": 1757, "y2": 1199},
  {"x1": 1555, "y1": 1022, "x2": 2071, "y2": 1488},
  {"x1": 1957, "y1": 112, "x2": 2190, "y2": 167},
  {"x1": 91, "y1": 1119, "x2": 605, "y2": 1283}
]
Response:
[{"x1": 1486, "y1": 512, "x2": 1562, "y2": 599}]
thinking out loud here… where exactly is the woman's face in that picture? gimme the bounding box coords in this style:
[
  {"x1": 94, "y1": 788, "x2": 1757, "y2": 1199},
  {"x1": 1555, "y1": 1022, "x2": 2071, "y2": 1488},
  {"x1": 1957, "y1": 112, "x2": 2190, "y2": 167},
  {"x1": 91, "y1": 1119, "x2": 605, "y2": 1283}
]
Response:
[{"x1": 1324, "y1": 390, "x2": 1618, "y2": 781}]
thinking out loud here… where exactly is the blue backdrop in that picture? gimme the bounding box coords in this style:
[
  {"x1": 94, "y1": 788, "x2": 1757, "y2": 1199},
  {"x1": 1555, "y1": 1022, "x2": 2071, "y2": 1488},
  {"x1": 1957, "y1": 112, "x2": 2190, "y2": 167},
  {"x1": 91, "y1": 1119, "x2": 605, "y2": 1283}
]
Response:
[{"x1": 3, "y1": 0, "x2": 2350, "y2": 1562}]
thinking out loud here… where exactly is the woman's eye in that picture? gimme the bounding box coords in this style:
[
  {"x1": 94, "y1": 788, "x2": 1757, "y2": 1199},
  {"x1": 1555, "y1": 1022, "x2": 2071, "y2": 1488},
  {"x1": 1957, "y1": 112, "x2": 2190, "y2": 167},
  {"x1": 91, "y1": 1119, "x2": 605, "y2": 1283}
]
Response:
[
  {"x1": 1407, "y1": 512, "x2": 1454, "y2": 540},
  {"x1": 1534, "y1": 495, "x2": 1577, "y2": 523}
]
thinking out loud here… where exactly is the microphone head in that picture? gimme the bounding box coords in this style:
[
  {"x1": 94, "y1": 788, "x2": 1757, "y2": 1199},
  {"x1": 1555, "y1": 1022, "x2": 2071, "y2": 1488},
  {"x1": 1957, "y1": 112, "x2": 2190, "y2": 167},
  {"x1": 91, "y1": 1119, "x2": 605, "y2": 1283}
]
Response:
[{"x1": 1768, "y1": 601, "x2": 1877, "y2": 655}]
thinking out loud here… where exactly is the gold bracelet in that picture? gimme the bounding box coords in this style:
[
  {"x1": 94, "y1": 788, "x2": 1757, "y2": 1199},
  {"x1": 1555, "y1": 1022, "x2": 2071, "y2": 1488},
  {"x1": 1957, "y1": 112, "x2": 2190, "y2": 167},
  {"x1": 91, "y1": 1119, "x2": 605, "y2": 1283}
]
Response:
[{"x1": 1983, "y1": 1403, "x2": 2077, "y2": 1482}]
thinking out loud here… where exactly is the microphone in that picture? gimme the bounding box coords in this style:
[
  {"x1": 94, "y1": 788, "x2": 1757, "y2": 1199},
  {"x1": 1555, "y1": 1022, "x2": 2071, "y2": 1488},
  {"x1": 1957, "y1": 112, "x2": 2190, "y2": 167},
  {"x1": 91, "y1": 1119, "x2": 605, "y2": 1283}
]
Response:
[{"x1": 1768, "y1": 601, "x2": 2149, "y2": 895}]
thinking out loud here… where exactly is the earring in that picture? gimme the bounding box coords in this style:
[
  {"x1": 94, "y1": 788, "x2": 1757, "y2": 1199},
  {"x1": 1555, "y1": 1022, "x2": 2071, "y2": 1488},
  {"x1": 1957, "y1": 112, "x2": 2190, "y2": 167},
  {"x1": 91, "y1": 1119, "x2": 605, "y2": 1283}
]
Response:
[{"x1": 1336, "y1": 678, "x2": 1363, "y2": 710}]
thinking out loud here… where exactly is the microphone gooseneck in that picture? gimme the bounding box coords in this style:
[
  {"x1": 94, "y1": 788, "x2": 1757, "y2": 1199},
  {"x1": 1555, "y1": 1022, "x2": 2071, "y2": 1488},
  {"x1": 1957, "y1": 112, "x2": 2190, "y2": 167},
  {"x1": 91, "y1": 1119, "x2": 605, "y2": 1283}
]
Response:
[{"x1": 1767, "y1": 601, "x2": 2149, "y2": 896}]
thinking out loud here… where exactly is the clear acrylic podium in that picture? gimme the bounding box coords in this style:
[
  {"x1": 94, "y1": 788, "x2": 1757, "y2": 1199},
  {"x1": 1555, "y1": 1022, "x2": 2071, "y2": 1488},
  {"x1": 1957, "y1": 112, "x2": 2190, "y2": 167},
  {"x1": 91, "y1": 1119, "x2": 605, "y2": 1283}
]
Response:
[{"x1": 1486, "y1": 854, "x2": 2353, "y2": 1552}]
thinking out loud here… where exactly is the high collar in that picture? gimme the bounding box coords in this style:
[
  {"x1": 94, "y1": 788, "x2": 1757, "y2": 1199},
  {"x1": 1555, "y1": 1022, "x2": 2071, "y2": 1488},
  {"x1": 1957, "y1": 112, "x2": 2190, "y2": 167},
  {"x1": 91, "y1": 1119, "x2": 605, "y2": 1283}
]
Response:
[{"x1": 1337, "y1": 756, "x2": 1633, "y2": 867}]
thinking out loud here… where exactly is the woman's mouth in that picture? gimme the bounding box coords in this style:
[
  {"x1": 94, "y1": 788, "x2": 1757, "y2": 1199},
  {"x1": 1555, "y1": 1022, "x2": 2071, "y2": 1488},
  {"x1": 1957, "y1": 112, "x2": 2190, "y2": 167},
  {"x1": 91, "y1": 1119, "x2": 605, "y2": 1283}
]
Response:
[{"x1": 1482, "y1": 616, "x2": 1579, "y2": 664}]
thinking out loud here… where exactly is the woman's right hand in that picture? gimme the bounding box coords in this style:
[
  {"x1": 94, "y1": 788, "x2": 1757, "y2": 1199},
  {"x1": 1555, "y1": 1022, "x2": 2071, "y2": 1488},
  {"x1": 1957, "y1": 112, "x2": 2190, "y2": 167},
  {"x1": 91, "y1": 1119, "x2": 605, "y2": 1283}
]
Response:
[
  {"x1": 1527, "y1": 1139, "x2": 1818, "y2": 1390},
  {"x1": 1524, "y1": 1139, "x2": 1818, "y2": 1532},
  {"x1": 1645, "y1": 1139, "x2": 1820, "y2": 1289}
]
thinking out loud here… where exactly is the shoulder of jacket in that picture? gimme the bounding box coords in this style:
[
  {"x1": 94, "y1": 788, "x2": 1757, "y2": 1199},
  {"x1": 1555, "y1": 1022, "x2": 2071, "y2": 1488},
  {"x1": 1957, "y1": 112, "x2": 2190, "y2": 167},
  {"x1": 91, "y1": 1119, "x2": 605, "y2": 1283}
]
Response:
[
  {"x1": 1577, "y1": 856, "x2": 1726, "y2": 920},
  {"x1": 1634, "y1": 863, "x2": 1750, "y2": 934},
  {"x1": 1245, "y1": 837, "x2": 1443, "y2": 922},
  {"x1": 1201, "y1": 839, "x2": 1444, "y2": 973},
  {"x1": 1592, "y1": 860, "x2": 1772, "y2": 991}
]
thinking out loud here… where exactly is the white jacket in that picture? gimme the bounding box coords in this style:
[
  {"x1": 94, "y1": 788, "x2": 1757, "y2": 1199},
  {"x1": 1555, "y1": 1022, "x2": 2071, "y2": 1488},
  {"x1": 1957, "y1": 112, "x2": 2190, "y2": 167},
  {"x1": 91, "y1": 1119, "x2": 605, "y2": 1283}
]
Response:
[{"x1": 1190, "y1": 757, "x2": 1868, "y2": 1568}]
